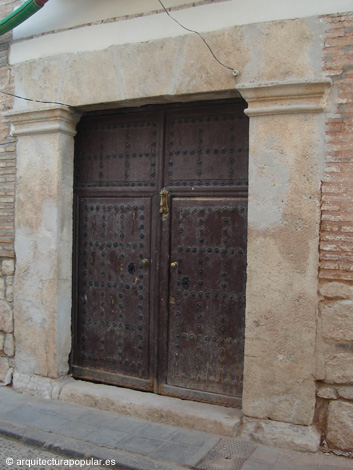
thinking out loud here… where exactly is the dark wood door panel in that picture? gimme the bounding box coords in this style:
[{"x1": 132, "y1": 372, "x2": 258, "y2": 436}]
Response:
[
  {"x1": 75, "y1": 112, "x2": 162, "y2": 190},
  {"x1": 164, "y1": 103, "x2": 248, "y2": 189},
  {"x1": 72, "y1": 196, "x2": 153, "y2": 389},
  {"x1": 166, "y1": 197, "x2": 247, "y2": 398}
]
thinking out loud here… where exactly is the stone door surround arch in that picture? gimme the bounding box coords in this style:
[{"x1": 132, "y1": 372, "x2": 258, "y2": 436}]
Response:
[{"x1": 6, "y1": 78, "x2": 330, "y2": 450}]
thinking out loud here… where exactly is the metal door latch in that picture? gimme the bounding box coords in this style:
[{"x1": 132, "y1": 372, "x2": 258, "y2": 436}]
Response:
[{"x1": 159, "y1": 188, "x2": 169, "y2": 220}]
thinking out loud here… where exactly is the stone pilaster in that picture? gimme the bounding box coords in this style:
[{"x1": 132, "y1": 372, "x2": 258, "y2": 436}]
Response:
[
  {"x1": 5, "y1": 106, "x2": 81, "y2": 379},
  {"x1": 236, "y1": 79, "x2": 331, "y2": 449}
]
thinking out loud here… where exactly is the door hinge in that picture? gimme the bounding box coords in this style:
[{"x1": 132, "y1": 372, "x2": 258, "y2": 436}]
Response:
[{"x1": 159, "y1": 188, "x2": 169, "y2": 220}]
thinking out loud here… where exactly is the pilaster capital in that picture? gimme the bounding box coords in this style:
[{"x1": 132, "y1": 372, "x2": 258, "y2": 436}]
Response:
[
  {"x1": 5, "y1": 106, "x2": 81, "y2": 137},
  {"x1": 236, "y1": 79, "x2": 332, "y2": 117}
]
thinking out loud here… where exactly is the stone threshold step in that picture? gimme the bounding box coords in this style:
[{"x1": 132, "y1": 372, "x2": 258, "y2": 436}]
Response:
[{"x1": 57, "y1": 378, "x2": 242, "y2": 436}]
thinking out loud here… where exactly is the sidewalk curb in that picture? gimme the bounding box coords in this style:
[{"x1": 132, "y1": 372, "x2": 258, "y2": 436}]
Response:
[{"x1": 0, "y1": 418, "x2": 191, "y2": 470}]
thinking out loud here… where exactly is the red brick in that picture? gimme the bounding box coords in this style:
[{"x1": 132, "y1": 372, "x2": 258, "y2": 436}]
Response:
[
  {"x1": 327, "y1": 122, "x2": 344, "y2": 132},
  {"x1": 320, "y1": 261, "x2": 340, "y2": 270},
  {"x1": 325, "y1": 36, "x2": 353, "y2": 48},
  {"x1": 319, "y1": 270, "x2": 353, "y2": 281},
  {"x1": 325, "y1": 27, "x2": 346, "y2": 38},
  {"x1": 0, "y1": 28, "x2": 15, "y2": 258}
]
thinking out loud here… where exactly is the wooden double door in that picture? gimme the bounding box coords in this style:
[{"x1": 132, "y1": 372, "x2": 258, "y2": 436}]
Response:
[{"x1": 71, "y1": 100, "x2": 249, "y2": 406}]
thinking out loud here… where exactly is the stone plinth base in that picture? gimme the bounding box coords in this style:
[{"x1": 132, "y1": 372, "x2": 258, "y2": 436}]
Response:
[
  {"x1": 13, "y1": 372, "x2": 242, "y2": 437},
  {"x1": 238, "y1": 416, "x2": 321, "y2": 453}
]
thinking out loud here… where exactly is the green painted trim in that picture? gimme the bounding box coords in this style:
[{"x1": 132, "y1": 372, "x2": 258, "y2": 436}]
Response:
[{"x1": 0, "y1": 0, "x2": 42, "y2": 37}]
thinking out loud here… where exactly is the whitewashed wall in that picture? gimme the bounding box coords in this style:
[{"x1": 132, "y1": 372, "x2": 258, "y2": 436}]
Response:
[
  {"x1": 11, "y1": 0, "x2": 353, "y2": 64},
  {"x1": 14, "y1": 0, "x2": 353, "y2": 40}
]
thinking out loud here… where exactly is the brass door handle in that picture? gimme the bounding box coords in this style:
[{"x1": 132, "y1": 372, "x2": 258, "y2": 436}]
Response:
[
  {"x1": 142, "y1": 259, "x2": 149, "y2": 266},
  {"x1": 160, "y1": 188, "x2": 169, "y2": 220},
  {"x1": 170, "y1": 262, "x2": 178, "y2": 269}
]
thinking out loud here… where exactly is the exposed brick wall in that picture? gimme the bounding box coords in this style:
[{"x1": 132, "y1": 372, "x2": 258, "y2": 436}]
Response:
[
  {"x1": 0, "y1": 0, "x2": 21, "y2": 381},
  {"x1": 320, "y1": 13, "x2": 353, "y2": 282},
  {"x1": 317, "y1": 12, "x2": 353, "y2": 453},
  {"x1": 0, "y1": 1, "x2": 20, "y2": 258}
]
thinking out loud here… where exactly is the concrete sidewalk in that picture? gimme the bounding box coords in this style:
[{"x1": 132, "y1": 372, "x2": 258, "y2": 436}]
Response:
[{"x1": 0, "y1": 387, "x2": 352, "y2": 470}]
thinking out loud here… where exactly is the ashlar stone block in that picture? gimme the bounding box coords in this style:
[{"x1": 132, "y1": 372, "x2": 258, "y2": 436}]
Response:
[
  {"x1": 327, "y1": 401, "x2": 353, "y2": 451},
  {"x1": 320, "y1": 282, "x2": 353, "y2": 300},
  {"x1": 0, "y1": 300, "x2": 13, "y2": 333},
  {"x1": 2, "y1": 259, "x2": 14, "y2": 276},
  {"x1": 0, "y1": 331, "x2": 4, "y2": 351},
  {"x1": 0, "y1": 356, "x2": 9, "y2": 382},
  {"x1": 325, "y1": 353, "x2": 353, "y2": 384},
  {"x1": 317, "y1": 386, "x2": 338, "y2": 400},
  {"x1": 321, "y1": 300, "x2": 353, "y2": 342},
  {"x1": 4, "y1": 333, "x2": 14, "y2": 357},
  {"x1": 6, "y1": 284, "x2": 13, "y2": 303},
  {"x1": 239, "y1": 417, "x2": 321, "y2": 452},
  {"x1": 337, "y1": 386, "x2": 353, "y2": 400},
  {"x1": 0, "y1": 278, "x2": 6, "y2": 300}
]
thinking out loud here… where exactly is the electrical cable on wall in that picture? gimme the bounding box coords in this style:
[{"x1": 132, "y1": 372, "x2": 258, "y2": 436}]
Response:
[
  {"x1": 0, "y1": 89, "x2": 70, "y2": 107},
  {"x1": 158, "y1": 0, "x2": 239, "y2": 77}
]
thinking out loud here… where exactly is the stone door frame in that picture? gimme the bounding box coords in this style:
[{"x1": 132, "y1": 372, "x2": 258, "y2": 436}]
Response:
[{"x1": 6, "y1": 77, "x2": 331, "y2": 448}]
